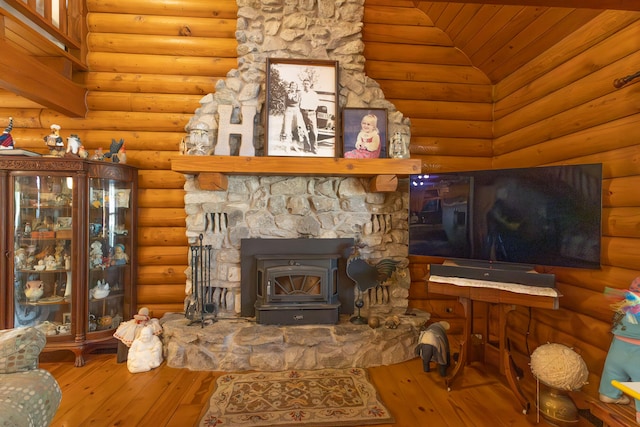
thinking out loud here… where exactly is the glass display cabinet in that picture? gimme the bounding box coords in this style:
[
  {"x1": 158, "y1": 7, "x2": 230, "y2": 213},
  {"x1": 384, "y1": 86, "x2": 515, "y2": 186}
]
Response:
[{"x1": 0, "y1": 157, "x2": 137, "y2": 366}]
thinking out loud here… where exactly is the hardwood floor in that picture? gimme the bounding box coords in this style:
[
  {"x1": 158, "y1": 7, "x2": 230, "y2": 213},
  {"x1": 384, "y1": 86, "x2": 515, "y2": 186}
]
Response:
[{"x1": 39, "y1": 349, "x2": 596, "y2": 427}]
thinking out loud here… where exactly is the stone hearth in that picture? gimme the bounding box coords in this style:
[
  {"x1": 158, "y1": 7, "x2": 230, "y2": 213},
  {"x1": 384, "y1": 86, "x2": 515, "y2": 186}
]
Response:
[{"x1": 162, "y1": 309, "x2": 429, "y2": 372}]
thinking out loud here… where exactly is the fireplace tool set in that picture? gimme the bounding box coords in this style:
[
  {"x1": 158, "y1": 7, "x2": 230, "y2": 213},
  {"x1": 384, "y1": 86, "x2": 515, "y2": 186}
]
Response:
[{"x1": 185, "y1": 234, "x2": 216, "y2": 326}]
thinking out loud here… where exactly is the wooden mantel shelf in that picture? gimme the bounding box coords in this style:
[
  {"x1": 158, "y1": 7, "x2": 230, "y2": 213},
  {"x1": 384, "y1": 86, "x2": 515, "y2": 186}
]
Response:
[{"x1": 170, "y1": 156, "x2": 422, "y2": 192}]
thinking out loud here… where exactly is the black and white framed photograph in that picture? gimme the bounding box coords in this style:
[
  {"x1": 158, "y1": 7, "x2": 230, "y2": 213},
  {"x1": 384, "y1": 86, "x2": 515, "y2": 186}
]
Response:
[
  {"x1": 62, "y1": 312, "x2": 71, "y2": 325},
  {"x1": 342, "y1": 108, "x2": 387, "y2": 159},
  {"x1": 266, "y1": 58, "x2": 338, "y2": 157}
]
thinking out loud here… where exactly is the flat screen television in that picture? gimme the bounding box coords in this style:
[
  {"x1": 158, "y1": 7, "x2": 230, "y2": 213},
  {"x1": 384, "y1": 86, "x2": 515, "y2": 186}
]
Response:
[{"x1": 409, "y1": 163, "x2": 602, "y2": 270}]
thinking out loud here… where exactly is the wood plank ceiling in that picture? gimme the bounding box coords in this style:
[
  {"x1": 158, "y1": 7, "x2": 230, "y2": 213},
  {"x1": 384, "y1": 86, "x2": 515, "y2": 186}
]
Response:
[{"x1": 411, "y1": 1, "x2": 624, "y2": 83}]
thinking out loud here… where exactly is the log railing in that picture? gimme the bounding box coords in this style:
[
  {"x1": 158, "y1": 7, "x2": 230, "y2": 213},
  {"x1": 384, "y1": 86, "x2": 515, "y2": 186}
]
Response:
[
  {"x1": 0, "y1": 0, "x2": 87, "y2": 116},
  {"x1": 4, "y1": 0, "x2": 85, "y2": 61}
]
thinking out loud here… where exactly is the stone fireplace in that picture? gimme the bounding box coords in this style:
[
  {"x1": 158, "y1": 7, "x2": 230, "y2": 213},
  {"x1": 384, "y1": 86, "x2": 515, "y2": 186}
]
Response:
[{"x1": 161, "y1": 0, "x2": 429, "y2": 371}]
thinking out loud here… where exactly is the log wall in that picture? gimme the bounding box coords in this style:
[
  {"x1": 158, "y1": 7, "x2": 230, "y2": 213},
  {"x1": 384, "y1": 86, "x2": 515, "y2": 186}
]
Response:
[
  {"x1": 490, "y1": 12, "x2": 640, "y2": 398},
  {"x1": 1, "y1": 0, "x2": 639, "y2": 402},
  {"x1": 402, "y1": 9, "x2": 640, "y2": 399}
]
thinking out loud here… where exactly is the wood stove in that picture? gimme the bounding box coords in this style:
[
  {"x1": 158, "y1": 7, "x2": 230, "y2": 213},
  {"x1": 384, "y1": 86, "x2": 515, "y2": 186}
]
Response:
[
  {"x1": 255, "y1": 254, "x2": 340, "y2": 324},
  {"x1": 240, "y1": 238, "x2": 354, "y2": 325}
]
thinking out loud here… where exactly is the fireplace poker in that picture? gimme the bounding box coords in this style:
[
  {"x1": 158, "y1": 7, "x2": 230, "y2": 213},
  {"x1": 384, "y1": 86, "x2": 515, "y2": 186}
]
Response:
[
  {"x1": 202, "y1": 242, "x2": 215, "y2": 319},
  {"x1": 185, "y1": 240, "x2": 200, "y2": 324}
]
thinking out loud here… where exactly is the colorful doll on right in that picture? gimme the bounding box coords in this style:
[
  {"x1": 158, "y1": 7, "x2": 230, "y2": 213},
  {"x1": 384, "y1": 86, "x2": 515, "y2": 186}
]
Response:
[
  {"x1": 599, "y1": 276, "x2": 640, "y2": 424},
  {"x1": 0, "y1": 117, "x2": 14, "y2": 149}
]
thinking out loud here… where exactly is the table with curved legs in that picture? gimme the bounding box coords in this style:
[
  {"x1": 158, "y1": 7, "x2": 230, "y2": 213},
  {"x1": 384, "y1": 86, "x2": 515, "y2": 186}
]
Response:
[{"x1": 427, "y1": 279, "x2": 559, "y2": 415}]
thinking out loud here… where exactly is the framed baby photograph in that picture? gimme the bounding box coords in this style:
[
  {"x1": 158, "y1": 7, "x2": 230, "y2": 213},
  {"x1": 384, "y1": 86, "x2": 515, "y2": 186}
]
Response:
[
  {"x1": 265, "y1": 58, "x2": 339, "y2": 157},
  {"x1": 342, "y1": 108, "x2": 387, "y2": 159}
]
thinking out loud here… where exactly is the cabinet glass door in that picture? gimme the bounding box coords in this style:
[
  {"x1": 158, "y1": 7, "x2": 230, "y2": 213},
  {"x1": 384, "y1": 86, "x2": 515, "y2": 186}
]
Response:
[
  {"x1": 13, "y1": 174, "x2": 73, "y2": 336},
  {"x1": 88, "y1": 178, "x2": 132, "y2": 334}
]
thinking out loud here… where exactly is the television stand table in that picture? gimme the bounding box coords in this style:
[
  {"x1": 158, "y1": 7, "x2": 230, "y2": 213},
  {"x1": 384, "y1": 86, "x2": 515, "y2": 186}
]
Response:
[{"x1": 427, "y1": 276, "x2": 560, "y2": 414}]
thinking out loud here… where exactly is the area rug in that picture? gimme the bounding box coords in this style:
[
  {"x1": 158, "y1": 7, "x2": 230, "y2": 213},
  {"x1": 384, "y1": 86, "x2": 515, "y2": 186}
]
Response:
[{"x1": 199, "y1": 367, "x2": 394, "y2": 426}]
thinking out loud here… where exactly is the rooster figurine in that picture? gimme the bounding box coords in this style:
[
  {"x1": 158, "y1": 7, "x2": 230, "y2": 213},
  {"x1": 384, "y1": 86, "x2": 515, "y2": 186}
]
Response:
[
  {"x1": 104, "y1": 138, "x2": 124, "y2": 163},
  {"x1": 346, "y1": 243, "x2": 399, "y2": 324}
]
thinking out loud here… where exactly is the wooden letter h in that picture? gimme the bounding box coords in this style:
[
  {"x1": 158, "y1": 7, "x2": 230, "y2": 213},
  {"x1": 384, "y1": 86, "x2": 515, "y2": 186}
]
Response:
[{"x1": 215, "y1": 105, "x2": 256, "y2": 156}]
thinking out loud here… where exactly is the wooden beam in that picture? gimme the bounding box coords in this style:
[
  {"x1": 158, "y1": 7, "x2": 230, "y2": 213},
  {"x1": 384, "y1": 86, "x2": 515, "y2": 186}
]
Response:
[
  {"x1": 197, "y1": 173, "x2": 228, "y2": 191},
  {"x1": 170, "y1": 156, "x2": 422, "y2": 176},
  {"x1": 369, "y1": 174, "x2": 398, "y2": 192},
  {"x1": 420, "y1": 0, "x2": 640, "y2": 12},
  {"x1": 0, "y1": 39, "x2": 87, "y2": 117}
]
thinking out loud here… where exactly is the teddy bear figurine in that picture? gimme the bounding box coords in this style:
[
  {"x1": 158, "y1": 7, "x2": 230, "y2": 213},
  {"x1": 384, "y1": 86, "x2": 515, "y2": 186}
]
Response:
[{"x1": 599, "y1": 276, "x2": 640, "y2": 424}]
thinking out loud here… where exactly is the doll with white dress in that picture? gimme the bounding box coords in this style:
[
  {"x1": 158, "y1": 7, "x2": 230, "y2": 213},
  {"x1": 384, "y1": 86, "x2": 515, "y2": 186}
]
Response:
[{"x1": 113, "y1": 307, "x2": 162, "y2": 347}]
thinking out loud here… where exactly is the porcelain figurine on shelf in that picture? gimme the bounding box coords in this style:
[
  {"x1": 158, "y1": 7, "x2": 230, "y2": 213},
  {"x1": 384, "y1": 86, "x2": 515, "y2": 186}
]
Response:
[
  {"x1": 90, "y1": 241, "x2": 104, "y2": 268},
  {"x1": 25, "y1": 280, "x2": 44, "y2": 302},
  {"x1": 54, "y1": 241, "x2": 66, "y2": 265},
  {"x1": 78, "y1": 145, "x2": 89, "y2": 159},
  {"x1": 112, "y1": 244, "x2": 129, "y2": 265},
  {"x1": 66, "y1": 134, "x2": 82, "y2": 156},
  {"x1": 44, "y1": 124, "x2": 65, "y2": 156},
  {"x1": 44, "y1": 255, "x2": 57, "y2": 271},
  {"x1": 0, "y1": 117, "x2": 14, "y2": 149},
  {"x1": 91, "y1": 147, "x2": 104, "y2": 161},
  {"x1": 64, "y1": 264, "x2": 72, "y2": 299},
  {"x1": 91, "y1": 280, "x2": 110, "y2": 299},
  {"x1": 14, "y1": 248, "x2": 27, "y2": 269}
]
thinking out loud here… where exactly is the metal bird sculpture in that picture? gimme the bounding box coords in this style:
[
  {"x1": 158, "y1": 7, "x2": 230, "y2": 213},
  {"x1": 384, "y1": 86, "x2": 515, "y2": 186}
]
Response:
[
  {"x1": 346, "y1": 244, "x2": 399, "y2": 324},
  {"x1": 104, "y1": 138, "x2": 124, "y2": 163}
]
